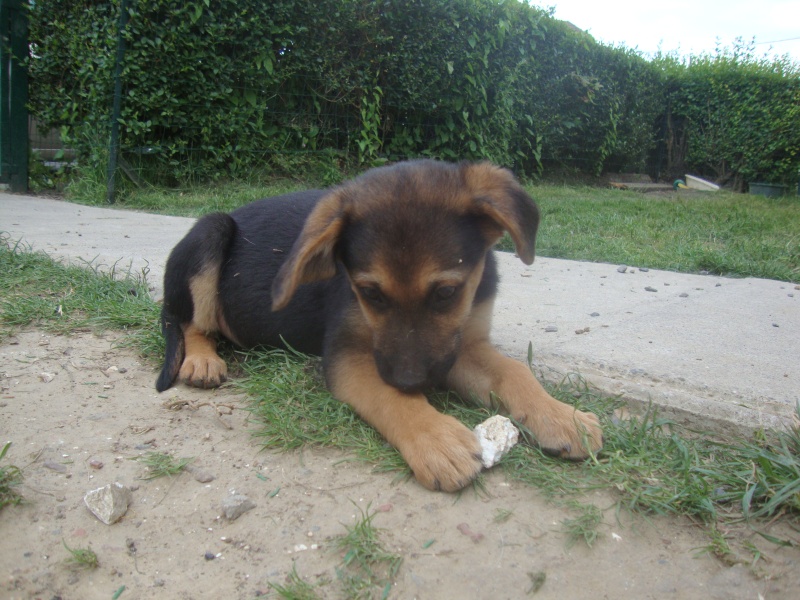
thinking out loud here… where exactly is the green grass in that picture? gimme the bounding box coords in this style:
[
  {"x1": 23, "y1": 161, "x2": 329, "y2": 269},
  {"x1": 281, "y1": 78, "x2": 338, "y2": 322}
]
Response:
[
  {"x1": 0, "y1": 233, "x2": 162, "y2": 353},
  {"x1": 62, "y1": 540, "x2": 99, "y2": 570},
  {"x1": 134, "y1": 451, "x2": 193, "y2": 480},
  {"x1": 268, "y1": 564, "x2": 322, "y2": 600},
  {"x1": 267, "y1": 505, "x2": 401, "y2": 600},
  {"x1": 518, "y1": 185, "x2": 800, "y2": 282},
  {"x1": 0, "y1": 442, "x2": 24, "y2": 510},
  {"x1": 63, "y1": 178, "x2": 800, "y2": 282},
  {"x1": 2, "y1": 216, "x2": 799, "y2": 568},
  {"x1": 333, "y1": 504, "x2": 403, "y2": 599}
]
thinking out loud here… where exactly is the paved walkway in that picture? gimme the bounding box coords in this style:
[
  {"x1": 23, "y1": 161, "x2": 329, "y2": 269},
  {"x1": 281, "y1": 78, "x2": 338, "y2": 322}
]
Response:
[{"x1": 2, "y1": 193, "x2": 798, "y2": 434}]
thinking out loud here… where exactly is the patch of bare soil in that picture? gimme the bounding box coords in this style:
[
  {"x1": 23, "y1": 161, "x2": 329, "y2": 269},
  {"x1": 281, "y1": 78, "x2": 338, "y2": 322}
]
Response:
[{"x1": 1, "y1": 331, "x2": 798, "y2": 599}]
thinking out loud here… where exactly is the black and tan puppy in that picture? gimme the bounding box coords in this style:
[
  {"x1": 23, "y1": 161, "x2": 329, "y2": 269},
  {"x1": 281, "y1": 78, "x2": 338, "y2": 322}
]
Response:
[{"x1": 156, "y1": 160, "x2": 602, "y2": 491}]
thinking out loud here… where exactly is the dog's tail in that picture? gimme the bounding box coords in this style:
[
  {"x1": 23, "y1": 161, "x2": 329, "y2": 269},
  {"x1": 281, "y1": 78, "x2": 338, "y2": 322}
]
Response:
[
  {"x1": 155, "y1": 212, "x2": 237, "y2": 392},
  {"x1": 156, "y1": 308, "x2": 185, "y2": 392}
]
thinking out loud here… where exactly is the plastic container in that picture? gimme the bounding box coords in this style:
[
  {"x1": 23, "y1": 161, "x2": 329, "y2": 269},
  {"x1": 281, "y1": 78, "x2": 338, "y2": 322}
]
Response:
[{"x1": 749, "y1": 182, "x2": 788, "y2": 198}]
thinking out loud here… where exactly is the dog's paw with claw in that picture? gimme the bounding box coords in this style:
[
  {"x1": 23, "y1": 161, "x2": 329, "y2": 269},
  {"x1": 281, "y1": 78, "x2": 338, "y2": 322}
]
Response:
[
  {"x1": 400, "y1": 414, "x2": 483, "y2": 492},
  {"x1": 179, "y1": 355, "x2": 228, "y2": 389},
  {"x1": 519, "y1": 404, "x2": 603, "y2": 460}
]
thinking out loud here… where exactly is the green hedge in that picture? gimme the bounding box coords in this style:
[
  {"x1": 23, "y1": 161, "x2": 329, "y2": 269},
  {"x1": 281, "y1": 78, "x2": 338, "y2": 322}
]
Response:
[
  {"x1": 657, "y1": 44, "x2": 800, "y2": 187},
  {"x1": 26, "y1": 1, "x2": 799, "y2": 188}
]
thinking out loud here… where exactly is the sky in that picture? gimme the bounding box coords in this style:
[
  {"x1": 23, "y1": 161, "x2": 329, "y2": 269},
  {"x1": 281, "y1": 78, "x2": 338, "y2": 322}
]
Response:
[{"x1": 539, "y1": 1, "x2": 800, "y2": 61}]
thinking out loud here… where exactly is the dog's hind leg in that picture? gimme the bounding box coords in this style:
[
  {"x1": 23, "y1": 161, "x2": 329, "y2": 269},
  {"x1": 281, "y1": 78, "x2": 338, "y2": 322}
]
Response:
[{"x1": 155, "y1": 213, "x2": 235, "y2": 392}]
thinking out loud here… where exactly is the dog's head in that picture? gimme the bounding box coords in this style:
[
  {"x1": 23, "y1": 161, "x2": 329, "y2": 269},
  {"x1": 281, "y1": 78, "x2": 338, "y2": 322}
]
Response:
[{"x1": 272, "y1": 160, "x2": 539, "y2": 393}]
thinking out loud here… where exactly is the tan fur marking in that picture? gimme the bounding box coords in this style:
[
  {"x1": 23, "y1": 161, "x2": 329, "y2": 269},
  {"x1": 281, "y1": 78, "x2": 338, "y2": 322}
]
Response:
[
  {"x1": 328, "y1": 351, "x2": 482, "y2": 492},
  {"x1": 189, "y1": 264, "x2": 221, "y2": 334},
  {"x1": 179, "y1": 323, "x2": 227, "y2": 388}
]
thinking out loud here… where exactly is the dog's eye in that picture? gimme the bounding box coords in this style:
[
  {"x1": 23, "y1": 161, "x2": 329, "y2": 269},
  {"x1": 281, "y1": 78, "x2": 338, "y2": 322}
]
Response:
[
  {"x1": 435, "y1": 285, "x2": 457, "y2": 301},
  {"x1": 359, "y1": 286, "x2": 386, "y2": 306}
]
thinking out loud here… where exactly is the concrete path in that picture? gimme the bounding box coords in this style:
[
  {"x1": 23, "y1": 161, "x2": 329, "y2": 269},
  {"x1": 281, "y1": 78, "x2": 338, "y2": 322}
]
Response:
[{"x1": 2, "y1": 194, "x2": 798, "y2": 434}]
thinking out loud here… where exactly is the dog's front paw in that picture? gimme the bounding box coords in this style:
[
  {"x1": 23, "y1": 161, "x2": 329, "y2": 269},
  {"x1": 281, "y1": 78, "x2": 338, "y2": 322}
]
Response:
[
  {"x1": 399, "y1": 414, "x2": 483, "y2": 492},
  {"x1": 179, "y1": 355, "x2": 228, "y2": 389},
  {"x1": 520, "y1": 404, "x2": 603, "y2": 460}
]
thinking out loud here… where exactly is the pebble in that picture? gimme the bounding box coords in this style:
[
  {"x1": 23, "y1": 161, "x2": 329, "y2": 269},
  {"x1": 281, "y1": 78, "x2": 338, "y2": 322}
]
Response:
[
  {"x1": 204, "y1": 551, "x2": 216, "y2": 560},
  {"x1": 39, "y1": 372, "x2": 55, "y2": 383},
  {"x1": 544, "y1": 325, "x2": 558, "y2": 333},
  {"x1": 474, "y1": 415, "x2": 519, "y2": 468},
  {"x1": 84, "y1": 482, "x2": 132, "y2": 525},
  {"x1": 43, "y1": 461, "x2": 67, "y2": 473},
  {"x1": 222, "y1": 494, "x2": 256, "y2": 521},
  {"x1": 617, "y1": 266, "x2": 627, "y2": 273},
  {"x1": 644, "y1": 286, "x2": 658, "y2": 292},
  {"x1": 679, "y1": 293, "x2": 689, "y2": 298},
  {"x1": 187, "y1": 466, "x2": 215, "y2": 483},
  {"x1": 590, "y1": 312, "x2": 600, "y2": 317}
]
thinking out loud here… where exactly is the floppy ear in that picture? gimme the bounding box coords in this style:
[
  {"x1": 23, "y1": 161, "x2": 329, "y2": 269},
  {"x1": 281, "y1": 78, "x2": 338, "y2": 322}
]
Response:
[
  {"x1": 271, "y1": 191, "x2": 346, "y2": 311},
  {"x1": 463, "y1": 162, "x2": 540, "y2": 265}
]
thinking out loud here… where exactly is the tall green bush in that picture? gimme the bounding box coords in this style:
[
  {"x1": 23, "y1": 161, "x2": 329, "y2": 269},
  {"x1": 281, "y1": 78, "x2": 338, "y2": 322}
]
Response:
[
  {"x1": 25, "y1": 0, "x2": 668, "y2": 183},
  {"x1": 657, "y1": 42, "x2": 800, "y2": 188}
]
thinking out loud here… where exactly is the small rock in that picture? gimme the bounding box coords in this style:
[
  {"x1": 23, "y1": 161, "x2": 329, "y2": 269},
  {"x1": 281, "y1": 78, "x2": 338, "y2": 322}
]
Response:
[
  {"x1": 39, "y1": 372, "x2": 55, "y2": 383},
  {"x1": 575, "y1": 327, "x2": 590, "y2": 335},
  {"x1": 617, "y1": 266, "x2": 627, "y2": 273},
  {"x1": 192, "y1": 469, "x2": 215, "y2": 483},
  {"x1": 88, "y1": 459, "x2": 104, "y2": 470},
  {"x1": 679, "y1": 293, "x2": 689, "y2": 298},
  {"x1": 544, "y1": 325, "x2": 558, "y2": 333},
  {"x1": 589, "y1": 312, "x2": 600, "y2": 317},
  {"x1": 639, "y1": 268, "x2": 649, "y2": 272},
  {"x1": 644, "y1": 286, "x2": 658, "y2": 292},
  {"x1": 84, "y1": 482, "x2": 132, "y2": 525},
  {"x1": 204, "y1": 551, "x2": 216, "y2": 561},
  {"x1": 43, "y1": 461, "x2": 67, "y2": 473},
  {"x1": 474, "y1": 415, "x2": 519, "y2": 468},
  {"x1": 222, "y1": 494, "x2": 256, "y2": 521}
]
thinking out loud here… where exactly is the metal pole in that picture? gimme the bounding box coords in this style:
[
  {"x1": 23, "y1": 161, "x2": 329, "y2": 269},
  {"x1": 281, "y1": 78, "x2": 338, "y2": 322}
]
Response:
[{"x1": 106, "y1": 0, "x2": 131, "y2": 204}]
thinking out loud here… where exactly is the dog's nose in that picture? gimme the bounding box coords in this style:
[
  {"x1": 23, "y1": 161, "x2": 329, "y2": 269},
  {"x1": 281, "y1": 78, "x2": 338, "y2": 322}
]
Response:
[
  {"x1": 375, "y1": 351, "x2": 430, "y2": 393},
  {"x1": 392, "y1": 371, "x2": 428, "y2": 394}
]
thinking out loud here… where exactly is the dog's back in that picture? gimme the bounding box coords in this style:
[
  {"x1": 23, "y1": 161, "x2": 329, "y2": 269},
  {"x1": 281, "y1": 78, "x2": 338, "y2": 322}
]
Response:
[
  {"x1": 218, "y1": 190, "x2": 350, "y2": 353},
  {"x1": 157, "y1": 189, "x2": 341, "y2": 391}
]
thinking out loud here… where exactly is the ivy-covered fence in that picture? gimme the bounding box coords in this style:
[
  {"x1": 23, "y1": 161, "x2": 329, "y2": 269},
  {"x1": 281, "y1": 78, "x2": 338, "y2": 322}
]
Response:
[{"x1": 26, "y1": 0, "x2": 800, "y2": 189}]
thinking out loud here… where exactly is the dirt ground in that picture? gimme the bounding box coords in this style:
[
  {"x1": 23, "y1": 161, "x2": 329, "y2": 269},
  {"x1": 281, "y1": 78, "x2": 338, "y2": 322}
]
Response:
[{"x1": 2, "y1": 330, "x2": 799, "y2": 600}]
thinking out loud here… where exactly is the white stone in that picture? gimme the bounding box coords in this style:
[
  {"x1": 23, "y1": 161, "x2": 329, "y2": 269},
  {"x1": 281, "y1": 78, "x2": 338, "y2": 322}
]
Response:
[
  {"x1": 84, "y1": 482, "x2": 132, "y2": 524},
  {"x1": 474, "y1": 415, "x2": 520, "y2": 468},
  {"x1": 222, "y1": 494, "x2": 255, "y2": 520}
]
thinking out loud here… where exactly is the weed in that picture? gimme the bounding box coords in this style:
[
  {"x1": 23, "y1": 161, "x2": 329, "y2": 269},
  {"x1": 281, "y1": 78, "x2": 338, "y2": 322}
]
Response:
[
  {"x1": 526, "y1": 571, "x2": 547, "y2": 594},
  {"x1": 63, "y1": 539, "x2": 99, "y2": 570},
  {"x1": 493, "y1": 508, "x2": 514, "y2": 523},
  {"x1": 0, "y1": 442, "x2": 24, "y2": 510},
  {"x1": 134, "y1": 451, "x2": 192, "y2": 480},
  {"x1": 560, "y1": 501, "x2": 603, "y2": 548},
  {"x1": 269, "y1": 564, "x2": 322, "y2": 600},
  {"x1": 333, "y1": 503, "x2": 402, "y2": 598}
]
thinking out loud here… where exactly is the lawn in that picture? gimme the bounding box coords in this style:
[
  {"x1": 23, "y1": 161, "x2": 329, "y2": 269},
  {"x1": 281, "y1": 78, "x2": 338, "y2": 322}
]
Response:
[{"x1": 68, "y1": 179, "x2": 800, "y2": 282}]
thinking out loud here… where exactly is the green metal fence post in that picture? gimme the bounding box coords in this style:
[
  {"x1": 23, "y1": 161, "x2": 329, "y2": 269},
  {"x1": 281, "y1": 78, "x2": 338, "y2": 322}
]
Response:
[{"x1": 0, "y1": 0, "x2": 29, "y2": 193}]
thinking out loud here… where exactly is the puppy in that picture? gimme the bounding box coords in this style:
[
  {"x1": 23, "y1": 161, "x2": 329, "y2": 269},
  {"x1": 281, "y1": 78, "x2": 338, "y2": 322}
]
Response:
[{"x1": 156, "y1": 160, "x2": 603, "y2": 491}]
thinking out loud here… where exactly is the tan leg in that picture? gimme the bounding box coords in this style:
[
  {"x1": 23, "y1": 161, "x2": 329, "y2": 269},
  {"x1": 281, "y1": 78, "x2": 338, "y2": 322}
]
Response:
[
  {"x1": 328, "y1": 351, "x2": 483, "y2": 492},
  {"x1": 179, "y1": 323, "x2": 228, "y2": 389},
  {"x1": 447, "y1": 340, "x2": 602, "y2": 458}
]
